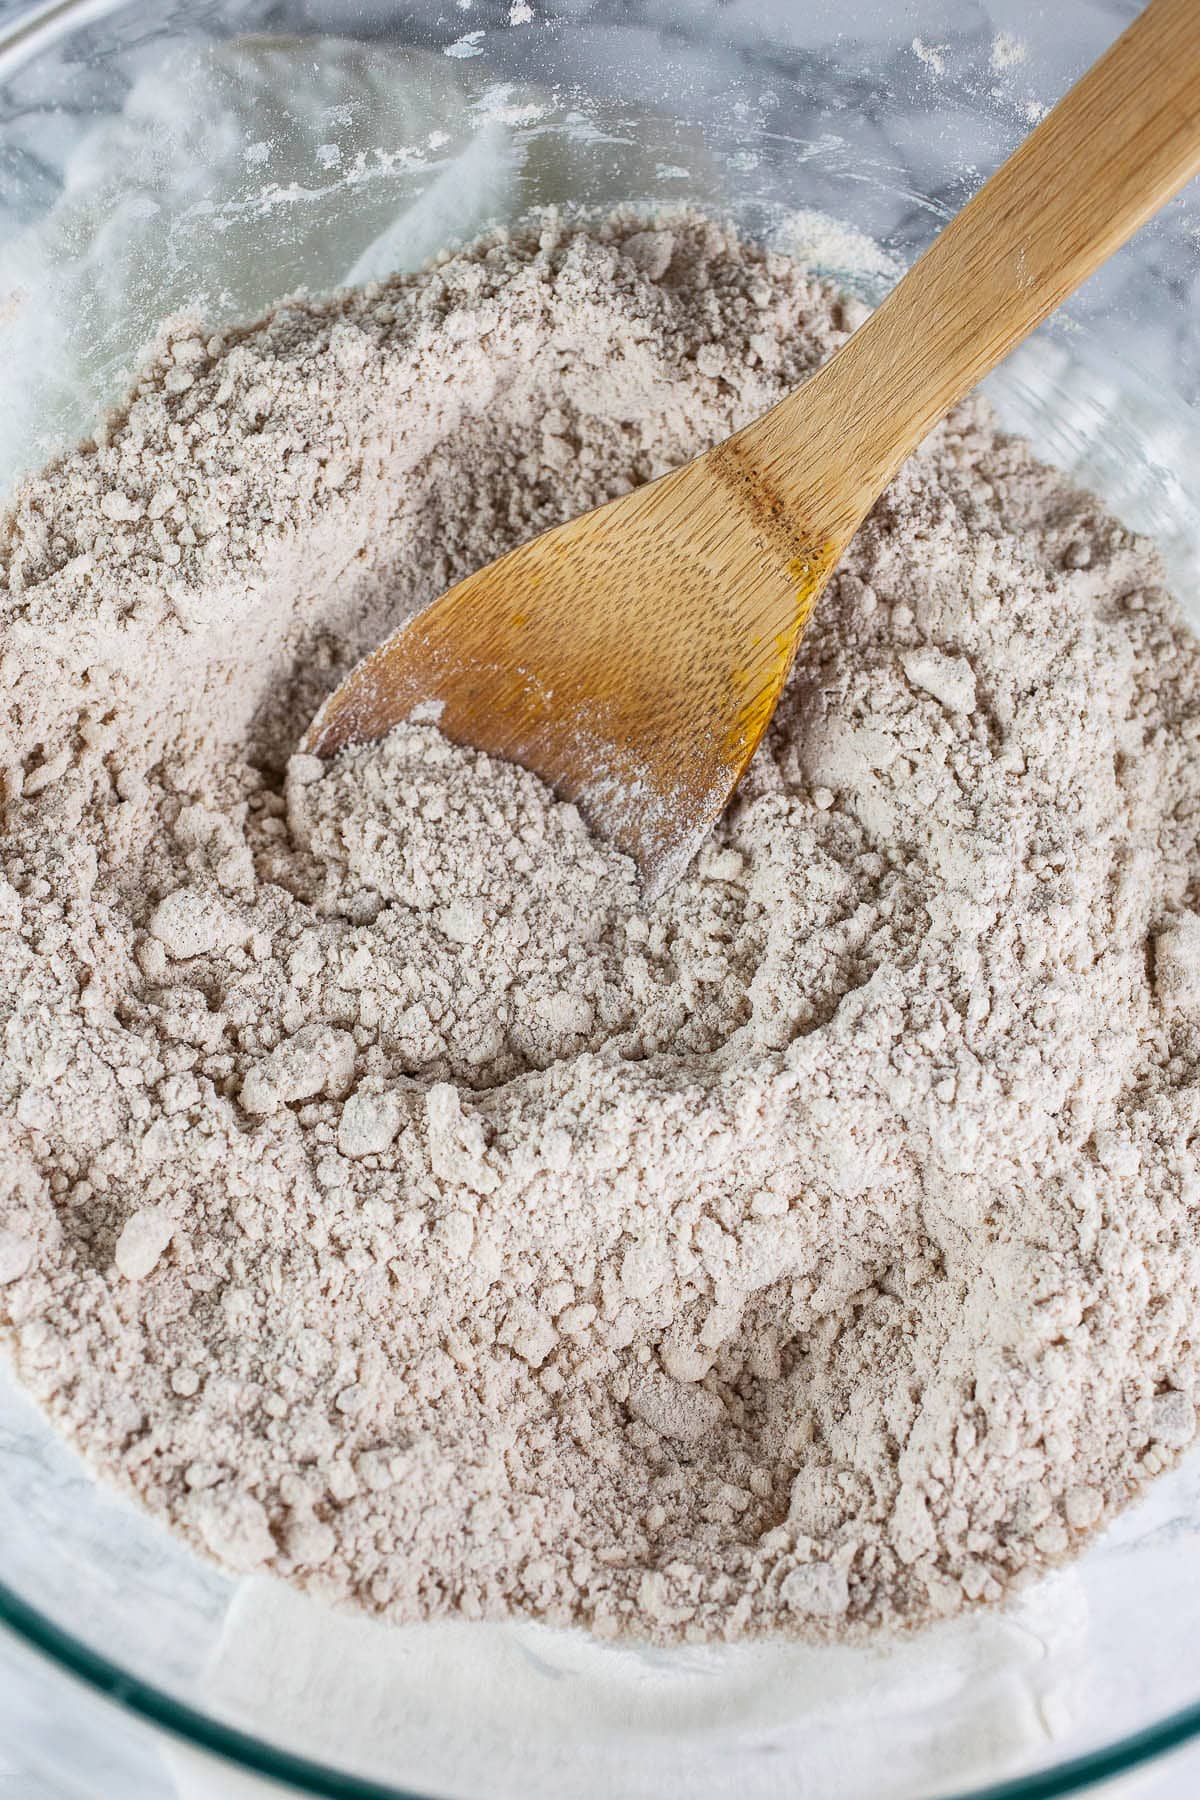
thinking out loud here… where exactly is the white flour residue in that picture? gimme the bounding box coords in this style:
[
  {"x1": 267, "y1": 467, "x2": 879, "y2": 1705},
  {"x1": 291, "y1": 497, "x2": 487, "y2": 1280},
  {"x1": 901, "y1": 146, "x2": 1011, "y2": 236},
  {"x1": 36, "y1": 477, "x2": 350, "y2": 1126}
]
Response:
[
  {"x1": 769, "y1": 208, "x2": 901, "y2": 294},
  {"x1": 911, "y1": 38, "x2": 948, "y2": 78},
  {"x1": 991, "y1": 33, "x2": 1029, "y2": 73},
  {"x1": 0, "y1": 36, "x2": 705, "y2": 506},
  {"x1": 0, "y1": 38, "x2": 538, "y2": 500}
]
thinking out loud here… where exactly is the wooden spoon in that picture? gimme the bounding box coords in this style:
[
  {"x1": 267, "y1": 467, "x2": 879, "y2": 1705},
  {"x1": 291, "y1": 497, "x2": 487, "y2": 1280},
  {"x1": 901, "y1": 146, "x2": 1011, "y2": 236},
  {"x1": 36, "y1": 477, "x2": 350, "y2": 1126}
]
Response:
[{"x1": 304, "y1": 0, "x2": 1200, "y2": 899}]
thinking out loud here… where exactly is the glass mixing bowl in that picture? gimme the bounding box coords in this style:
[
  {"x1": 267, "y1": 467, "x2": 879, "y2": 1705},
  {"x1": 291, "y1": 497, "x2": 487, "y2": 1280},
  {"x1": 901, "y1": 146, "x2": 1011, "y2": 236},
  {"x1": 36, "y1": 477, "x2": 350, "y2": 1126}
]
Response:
[{"x1": 2, "y1": 1, "x2": 1199, "y2": 1795}]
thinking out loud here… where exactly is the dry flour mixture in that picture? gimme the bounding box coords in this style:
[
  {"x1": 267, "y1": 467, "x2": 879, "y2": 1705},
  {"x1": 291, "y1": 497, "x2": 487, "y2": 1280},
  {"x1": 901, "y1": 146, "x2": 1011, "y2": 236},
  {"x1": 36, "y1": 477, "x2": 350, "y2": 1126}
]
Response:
[{"x1": 1, "y1": 211, "x2": 1199, "y2": 1643}]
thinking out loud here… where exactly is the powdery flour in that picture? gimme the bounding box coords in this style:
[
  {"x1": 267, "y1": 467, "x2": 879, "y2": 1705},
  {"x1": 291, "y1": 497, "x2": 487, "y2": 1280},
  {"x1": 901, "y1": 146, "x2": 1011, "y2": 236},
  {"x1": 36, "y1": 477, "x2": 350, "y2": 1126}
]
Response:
[{"x1": 1, "y1": 211, "x2": 1199, "y2": 1642}]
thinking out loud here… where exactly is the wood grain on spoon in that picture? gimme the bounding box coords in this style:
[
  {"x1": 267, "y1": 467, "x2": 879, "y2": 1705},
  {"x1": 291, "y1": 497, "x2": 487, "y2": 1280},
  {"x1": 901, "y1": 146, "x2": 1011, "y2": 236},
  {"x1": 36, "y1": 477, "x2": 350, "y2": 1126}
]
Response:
[{"x1": 305, "y1": 0, "x2": 1200, "y2": 899}]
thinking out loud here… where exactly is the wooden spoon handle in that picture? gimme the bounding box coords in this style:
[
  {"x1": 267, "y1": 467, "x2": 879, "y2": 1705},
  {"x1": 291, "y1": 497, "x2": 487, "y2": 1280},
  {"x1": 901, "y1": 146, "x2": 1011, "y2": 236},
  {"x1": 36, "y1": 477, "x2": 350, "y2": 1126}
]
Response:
[{"x1": 744, "y1": 0, "x2": 1200, "y2": 547}]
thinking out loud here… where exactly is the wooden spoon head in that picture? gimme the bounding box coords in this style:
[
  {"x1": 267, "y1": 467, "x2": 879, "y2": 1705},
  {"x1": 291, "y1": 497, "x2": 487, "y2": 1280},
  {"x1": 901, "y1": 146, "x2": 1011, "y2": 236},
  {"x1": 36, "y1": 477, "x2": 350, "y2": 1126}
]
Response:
[{"x1": 303, "y1": 455, "x2": 839, "y2": 899}]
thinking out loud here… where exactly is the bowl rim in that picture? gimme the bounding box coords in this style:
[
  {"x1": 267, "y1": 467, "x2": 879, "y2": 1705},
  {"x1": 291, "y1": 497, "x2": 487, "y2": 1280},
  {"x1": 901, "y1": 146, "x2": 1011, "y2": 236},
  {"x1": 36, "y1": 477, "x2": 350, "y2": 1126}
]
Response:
[
  {"x1": 4, "y1": 1568, "x2": 1200, "y2": 1800},
  {"x1": 2, "y1": 0, "x2": 1200, "y2": 1795}
]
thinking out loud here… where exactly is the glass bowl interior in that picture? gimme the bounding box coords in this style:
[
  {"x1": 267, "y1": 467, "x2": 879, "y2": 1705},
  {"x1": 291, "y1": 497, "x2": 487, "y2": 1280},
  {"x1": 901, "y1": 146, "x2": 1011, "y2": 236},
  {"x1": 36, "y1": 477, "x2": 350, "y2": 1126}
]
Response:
[{"x1": 1, "y1": 3, "x2": 1200, "y2": 1797}]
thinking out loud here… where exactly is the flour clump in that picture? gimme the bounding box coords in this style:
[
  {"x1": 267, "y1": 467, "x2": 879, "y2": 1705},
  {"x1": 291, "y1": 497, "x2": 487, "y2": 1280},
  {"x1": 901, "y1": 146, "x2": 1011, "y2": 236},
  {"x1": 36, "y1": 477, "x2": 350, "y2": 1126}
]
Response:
[{"x1": 2, "y1": 211, "x2": 1200, "y2": 1643}]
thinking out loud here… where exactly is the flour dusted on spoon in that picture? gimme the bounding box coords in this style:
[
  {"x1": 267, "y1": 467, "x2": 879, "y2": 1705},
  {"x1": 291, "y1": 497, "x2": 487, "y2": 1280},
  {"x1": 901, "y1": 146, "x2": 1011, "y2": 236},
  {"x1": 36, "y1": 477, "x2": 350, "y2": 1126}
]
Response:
[{"x1": 1, "y1": 210, "x2": 1199, "y2": 1642}]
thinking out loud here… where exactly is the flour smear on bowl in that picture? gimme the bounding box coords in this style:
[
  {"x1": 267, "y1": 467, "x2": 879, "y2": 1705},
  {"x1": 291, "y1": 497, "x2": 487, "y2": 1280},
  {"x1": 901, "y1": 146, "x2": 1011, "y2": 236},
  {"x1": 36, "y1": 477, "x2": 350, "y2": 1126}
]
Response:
[{"x1": 1, "y1": 211, "x2": 1198, "y2": 1643}]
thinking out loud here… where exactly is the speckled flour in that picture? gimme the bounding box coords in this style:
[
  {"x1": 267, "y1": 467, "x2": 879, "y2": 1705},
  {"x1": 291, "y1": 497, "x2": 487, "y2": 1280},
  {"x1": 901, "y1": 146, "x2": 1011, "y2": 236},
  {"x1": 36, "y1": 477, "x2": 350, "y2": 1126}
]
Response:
[{"x1": 2, "y1": 211, "x2": 1199, "y2": 1643}]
